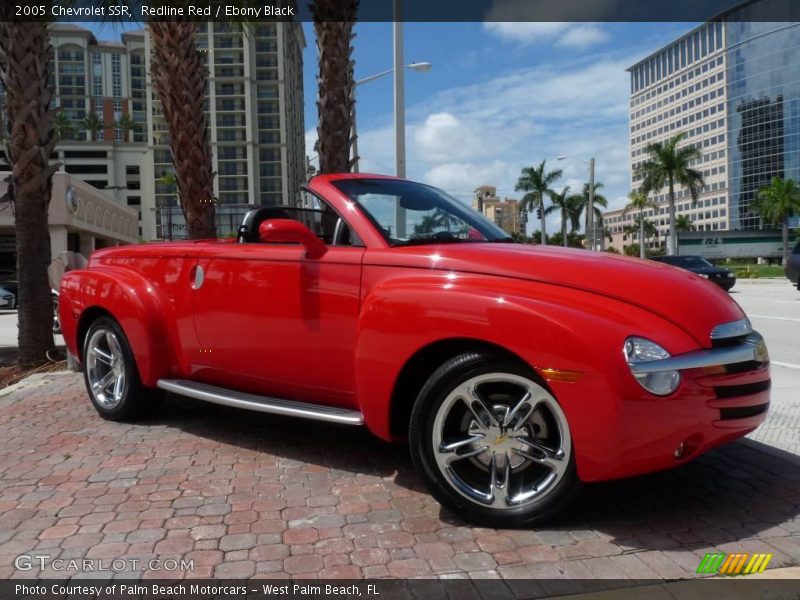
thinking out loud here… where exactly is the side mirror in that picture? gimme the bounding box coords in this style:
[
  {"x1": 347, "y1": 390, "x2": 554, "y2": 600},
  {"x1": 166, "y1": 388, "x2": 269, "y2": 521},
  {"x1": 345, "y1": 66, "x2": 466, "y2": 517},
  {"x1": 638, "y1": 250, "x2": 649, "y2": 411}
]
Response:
[{"x1": 258, "y1": 219, "x2": 327, "y2": 258}]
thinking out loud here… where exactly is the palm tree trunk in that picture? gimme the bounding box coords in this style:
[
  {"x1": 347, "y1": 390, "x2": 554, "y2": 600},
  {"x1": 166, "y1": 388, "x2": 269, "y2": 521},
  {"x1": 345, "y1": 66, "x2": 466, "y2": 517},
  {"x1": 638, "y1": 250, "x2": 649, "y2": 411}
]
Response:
[
  {"x1": 639, "y1": 209, "x2": 646, "y2": 259},
  {"x1": 0, "y1": 18, "x2": 58, "y2": 367},
  {"x1": 782, "y1": 217, "x2": 789, "y2": 267},
  {"x1": 540, "y1": 198, "x2": 547, "y2": 245},
  {"x1": 311, "y1": 0, "x2": 359, "y2": 174},
  {"x1": 149, "y1": 22, "x2": 216, "y2": 240},
  {"x1": 668, "y1": 179, "x2": 677, "y2": 256},
  {"x1": 562, "y1": 214, "x2": 567, "y2": 247}
]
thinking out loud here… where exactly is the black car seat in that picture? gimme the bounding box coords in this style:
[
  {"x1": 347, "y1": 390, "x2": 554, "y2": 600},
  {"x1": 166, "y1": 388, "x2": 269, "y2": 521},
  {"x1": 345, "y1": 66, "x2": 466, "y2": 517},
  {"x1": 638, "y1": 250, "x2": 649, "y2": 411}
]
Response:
[{"x1": 237, "y1": 207, "x2": 292, "y2": 243}]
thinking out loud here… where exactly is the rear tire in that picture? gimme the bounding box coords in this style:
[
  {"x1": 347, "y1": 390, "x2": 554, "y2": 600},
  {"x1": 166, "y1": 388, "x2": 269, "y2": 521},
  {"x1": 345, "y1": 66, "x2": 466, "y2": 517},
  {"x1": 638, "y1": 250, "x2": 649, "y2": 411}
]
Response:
[
  {"x1": 409, "y1": 352, "x2": 579, "y2": 528},
  {"x1": 82, "y1": 316, "x2": 162, "y2": 421},
  {"x1": 52, "y1": 294, "x2": 61, "y2": 334}
]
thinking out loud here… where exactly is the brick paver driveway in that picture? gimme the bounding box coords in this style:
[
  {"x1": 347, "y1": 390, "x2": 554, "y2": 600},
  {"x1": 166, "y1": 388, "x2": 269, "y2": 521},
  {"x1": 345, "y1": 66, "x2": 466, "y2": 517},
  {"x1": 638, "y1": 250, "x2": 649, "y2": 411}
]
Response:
[{"x1": 1, "y1": 372, "x2": 799, "y2": 581}]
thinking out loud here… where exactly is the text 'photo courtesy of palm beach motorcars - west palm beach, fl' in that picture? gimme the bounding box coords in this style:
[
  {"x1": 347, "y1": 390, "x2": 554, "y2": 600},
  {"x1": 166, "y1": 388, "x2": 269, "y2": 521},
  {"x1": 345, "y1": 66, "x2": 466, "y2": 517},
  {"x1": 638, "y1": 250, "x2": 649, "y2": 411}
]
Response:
[{"x1": 2, "y1": 0, "x2": 800, "y2": 593}]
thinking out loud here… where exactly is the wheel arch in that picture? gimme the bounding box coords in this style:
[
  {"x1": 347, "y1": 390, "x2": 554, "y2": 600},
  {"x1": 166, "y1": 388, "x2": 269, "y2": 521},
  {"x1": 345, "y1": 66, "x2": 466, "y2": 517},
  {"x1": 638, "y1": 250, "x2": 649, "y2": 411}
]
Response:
[
  {"x1": 76, "y1": 306, "x2": 115, "y2": 362},
  {"x1": 387, "y1": 338, "x2": 546, "y2": 441},
  {"x1": 62, "y1": 267, "x2": 179, "y2": 386}
]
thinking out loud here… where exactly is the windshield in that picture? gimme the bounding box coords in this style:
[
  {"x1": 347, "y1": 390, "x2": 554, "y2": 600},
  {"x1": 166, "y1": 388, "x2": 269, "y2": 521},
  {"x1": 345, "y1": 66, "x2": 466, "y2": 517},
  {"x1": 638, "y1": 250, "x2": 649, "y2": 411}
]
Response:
[
  {"x1": 658, "y1": 255, "x2": 714, "y2": 268},
  {"x1": 331, "y1": 178, "x2": 513, "y2": 246}
]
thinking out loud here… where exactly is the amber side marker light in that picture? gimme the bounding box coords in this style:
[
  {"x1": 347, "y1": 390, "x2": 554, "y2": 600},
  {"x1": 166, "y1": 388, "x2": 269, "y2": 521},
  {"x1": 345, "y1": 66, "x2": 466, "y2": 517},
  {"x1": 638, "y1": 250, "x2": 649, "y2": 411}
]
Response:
[{"x1": 540, "y1": 368, "x2": 583, "y2": 383}]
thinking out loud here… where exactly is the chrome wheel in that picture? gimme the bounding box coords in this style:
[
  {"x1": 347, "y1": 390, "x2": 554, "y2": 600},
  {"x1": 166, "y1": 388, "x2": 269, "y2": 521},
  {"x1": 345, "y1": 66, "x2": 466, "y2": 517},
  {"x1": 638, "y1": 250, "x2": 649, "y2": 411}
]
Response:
[
  {"x1": 85, "y1": 328, "x2": 126, "y2": 409},
  {"x1": 432, "y1": 373, "x2": 571, "y2": 510},
  {"x1": 52, "y1": 296, "x2": 61, "y2": 334}
]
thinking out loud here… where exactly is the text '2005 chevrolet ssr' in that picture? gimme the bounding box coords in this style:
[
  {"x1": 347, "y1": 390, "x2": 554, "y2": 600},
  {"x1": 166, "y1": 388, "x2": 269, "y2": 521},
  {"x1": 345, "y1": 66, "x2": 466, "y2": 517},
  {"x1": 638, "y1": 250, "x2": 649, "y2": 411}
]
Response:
[{"x1": 59, "y1": 175, "x2": 770, "y2": 527}]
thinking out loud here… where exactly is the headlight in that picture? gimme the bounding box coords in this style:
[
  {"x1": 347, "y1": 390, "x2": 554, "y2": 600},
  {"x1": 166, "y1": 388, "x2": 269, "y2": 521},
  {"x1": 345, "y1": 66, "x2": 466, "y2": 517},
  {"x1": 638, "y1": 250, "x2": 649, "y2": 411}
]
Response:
[
  {"x1": 727, "y1": 272, "x2": 735, "y2": 278},
  {"x1": 698, "y1": 273, "x2": 709, "y2": 279},
  {"x1": 623, "y1": 337, "x2": 681, "y2": 396}
]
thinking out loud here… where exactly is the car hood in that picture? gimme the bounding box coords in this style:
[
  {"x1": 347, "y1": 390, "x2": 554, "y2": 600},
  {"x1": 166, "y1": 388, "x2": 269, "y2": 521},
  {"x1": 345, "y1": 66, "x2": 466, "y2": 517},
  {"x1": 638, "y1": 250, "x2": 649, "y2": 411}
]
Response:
[{"x1": 367, "y1": 243, "x2": 745, "y2": 346}]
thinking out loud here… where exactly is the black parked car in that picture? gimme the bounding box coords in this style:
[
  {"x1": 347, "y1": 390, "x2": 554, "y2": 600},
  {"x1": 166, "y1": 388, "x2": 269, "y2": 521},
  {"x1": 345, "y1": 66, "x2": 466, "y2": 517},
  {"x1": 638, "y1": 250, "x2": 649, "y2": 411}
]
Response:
[
  {"x1": 786, "y1": 240, "x2": 800, "y2": 290},
  {"x1": 650, "y1": 255, "x2": 736, "y2": 291}
]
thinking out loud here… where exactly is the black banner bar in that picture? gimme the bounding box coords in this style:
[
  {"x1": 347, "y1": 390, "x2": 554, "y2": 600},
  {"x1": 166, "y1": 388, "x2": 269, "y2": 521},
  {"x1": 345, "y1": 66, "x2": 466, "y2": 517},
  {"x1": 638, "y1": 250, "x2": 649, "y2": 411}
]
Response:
[
  {"x1": 3, "y1": 579, "x2": 800, "y2": 600},
  {"x1": 4, "y1": 0, "x2": 800, "y2": 23}
]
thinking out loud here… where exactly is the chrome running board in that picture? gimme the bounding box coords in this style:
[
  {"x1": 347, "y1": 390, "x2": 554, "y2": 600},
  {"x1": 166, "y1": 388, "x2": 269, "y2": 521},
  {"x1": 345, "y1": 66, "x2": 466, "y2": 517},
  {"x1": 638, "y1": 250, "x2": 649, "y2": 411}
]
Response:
[{"x1": 156, "y1": 379, "x2": 364, "y2": 426}]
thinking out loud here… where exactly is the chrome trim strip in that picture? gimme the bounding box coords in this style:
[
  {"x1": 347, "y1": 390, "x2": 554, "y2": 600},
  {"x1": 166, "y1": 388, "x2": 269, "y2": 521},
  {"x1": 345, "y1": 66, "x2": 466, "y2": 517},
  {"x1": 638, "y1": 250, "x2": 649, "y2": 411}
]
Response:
[
  {"x1": 156, "y1": 379, "x2": 364, "y2": 426},
  {"x1": 629, "y1": 332, "x2": 767, "y2": 374},
  {"x1": 710, "y1": 317, "x2": 753, "y2": 341}
]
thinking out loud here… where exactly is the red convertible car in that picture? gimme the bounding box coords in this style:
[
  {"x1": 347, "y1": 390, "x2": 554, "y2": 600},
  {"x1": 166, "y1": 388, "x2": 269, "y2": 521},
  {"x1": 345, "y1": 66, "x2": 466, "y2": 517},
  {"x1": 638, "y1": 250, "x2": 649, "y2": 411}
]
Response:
[{"x1": 59, "y1": 174, "x2": 770, "y2": 527}]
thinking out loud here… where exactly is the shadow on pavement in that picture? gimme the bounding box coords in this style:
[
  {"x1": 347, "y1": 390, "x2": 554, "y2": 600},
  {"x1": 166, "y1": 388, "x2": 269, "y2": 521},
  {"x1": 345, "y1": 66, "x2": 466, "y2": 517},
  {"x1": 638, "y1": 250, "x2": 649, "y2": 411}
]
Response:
[{"x1": 153, "y1": 393, "x2": 800, "y2": 548}]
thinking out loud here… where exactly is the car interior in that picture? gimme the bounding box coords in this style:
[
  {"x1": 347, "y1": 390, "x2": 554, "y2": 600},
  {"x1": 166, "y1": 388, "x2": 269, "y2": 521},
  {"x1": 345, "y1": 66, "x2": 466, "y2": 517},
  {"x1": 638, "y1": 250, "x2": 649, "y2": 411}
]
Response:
[{"x1": 237, "y1": 205, "x2": 359, "y2": 247}]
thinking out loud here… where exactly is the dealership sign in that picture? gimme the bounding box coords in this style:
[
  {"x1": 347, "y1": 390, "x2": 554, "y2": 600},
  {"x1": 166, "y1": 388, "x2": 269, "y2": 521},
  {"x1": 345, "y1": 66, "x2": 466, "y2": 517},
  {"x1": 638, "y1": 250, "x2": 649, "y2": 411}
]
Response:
[{"x1": 679, "y1": 231, "x2": 795, "y2": 259}]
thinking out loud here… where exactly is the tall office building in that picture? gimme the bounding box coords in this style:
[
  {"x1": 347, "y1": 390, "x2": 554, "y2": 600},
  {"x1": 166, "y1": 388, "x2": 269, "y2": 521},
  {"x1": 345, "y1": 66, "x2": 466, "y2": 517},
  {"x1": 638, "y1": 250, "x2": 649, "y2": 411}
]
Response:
[
  {"x1": 0, "y1": 22, "x2": 306, "y2": 242},
  {"x1": 605, "y1": 3, "x2": 800, "y2": 251}
]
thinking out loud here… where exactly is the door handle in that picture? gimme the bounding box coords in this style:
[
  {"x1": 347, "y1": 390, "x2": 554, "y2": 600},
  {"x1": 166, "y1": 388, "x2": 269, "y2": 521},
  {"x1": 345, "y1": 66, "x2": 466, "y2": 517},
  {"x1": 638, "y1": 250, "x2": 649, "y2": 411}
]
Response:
[{"x1": 191, "y1": 265, "x2": 204, "y2": 290}]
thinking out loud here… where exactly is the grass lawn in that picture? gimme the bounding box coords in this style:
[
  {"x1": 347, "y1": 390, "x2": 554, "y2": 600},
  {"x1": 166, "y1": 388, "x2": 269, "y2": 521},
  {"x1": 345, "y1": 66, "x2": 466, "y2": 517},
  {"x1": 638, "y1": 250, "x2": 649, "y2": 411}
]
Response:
[{"x1": 723, "y1": 263, "x2": 786, "y2": 278}]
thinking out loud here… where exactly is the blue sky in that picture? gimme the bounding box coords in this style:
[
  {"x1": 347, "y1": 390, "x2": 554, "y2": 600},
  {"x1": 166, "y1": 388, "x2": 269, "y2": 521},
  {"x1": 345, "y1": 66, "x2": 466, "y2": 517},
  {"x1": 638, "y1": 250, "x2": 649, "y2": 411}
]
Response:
[{"x1": 87, "y1": 21, "x2": 696, "y2": 230}]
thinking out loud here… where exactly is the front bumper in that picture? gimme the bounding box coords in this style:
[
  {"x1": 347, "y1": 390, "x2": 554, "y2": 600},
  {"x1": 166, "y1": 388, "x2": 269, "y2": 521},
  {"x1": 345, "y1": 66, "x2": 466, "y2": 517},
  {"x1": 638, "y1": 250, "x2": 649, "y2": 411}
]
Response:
[
  {"x1": 708, "y1": 275, "x2": 735, "y2": 291},
  {"x1": 628, "y1": 331, "x2": 767, "y2": 376},
  {"x1": 575, "y1": 329, "x2": 770, "y2": 482}
]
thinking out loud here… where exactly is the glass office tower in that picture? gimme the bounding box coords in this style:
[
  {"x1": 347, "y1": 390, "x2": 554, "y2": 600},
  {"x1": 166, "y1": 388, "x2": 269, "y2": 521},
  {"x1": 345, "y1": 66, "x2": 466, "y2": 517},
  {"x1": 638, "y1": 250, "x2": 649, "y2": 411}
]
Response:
[{"x1": 726, "y1": 10, "x2": 800, "y2": 229}]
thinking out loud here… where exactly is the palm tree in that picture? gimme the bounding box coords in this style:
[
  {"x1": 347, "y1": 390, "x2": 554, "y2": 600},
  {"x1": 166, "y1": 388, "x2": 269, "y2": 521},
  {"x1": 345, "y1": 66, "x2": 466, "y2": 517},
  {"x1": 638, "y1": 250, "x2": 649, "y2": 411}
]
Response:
[
  {"x1": 636, "y1": 132, "x2": 704, "y2": 256},
  {"x1": 675, "y1": 214, "x2": 695, "y2": 233},
  {"x1": 577, "y1": 182, "x2": 608, "y2": 239},
  {"x1": 82, "y1": 112, "x2": 107, "y2": 142},
  {"x1": 310, "y1": 0, "x2": 359, "y2": 174},
  {"x1": 52, "y1": 110, "x2": 75, "y2": 142},
  {"x1": 0, "y1": 14, "x2": 58, "y2": 367},
  {"x1": 116, "y1": 113, "x2": 137, "y2": 143},
  {"x1": 624, "y1": 216, "x2": 657, "y2": 257},
  {"x1": 148, "y1": 22, "x2": 216, "y2": 239},
  {"x1": 751, "y1": 177, "x2": 800, "y2": 266},
  {"x1": 623, "y1": 190, "x2": 658, "y2": 259},
  {"x1": 601, "y1": 226, "x2": 613, "y2": 251},
  {"x1": 545, "y1": 186, "x2": 581, "y2": 247},
  {"x1": 515, "y1": 160, "x2": 563, "y2": 245}
]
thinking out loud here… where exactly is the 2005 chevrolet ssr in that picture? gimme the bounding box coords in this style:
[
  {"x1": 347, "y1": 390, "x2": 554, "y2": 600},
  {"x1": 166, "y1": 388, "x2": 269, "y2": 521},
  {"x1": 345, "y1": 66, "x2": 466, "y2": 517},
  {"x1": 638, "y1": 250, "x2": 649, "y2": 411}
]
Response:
[{"x1": 59, "y1": 174, "x2": 770, "y2": 527}]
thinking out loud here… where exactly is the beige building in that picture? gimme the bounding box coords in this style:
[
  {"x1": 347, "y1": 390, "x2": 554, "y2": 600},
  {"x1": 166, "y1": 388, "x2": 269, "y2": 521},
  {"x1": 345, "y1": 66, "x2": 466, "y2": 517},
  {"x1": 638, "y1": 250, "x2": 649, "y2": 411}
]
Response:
[
  {"x1": 0, "y1": 172, "x2": 139, "y2": 270},
  {"x1": 602, "y1": 206, "x2": 662, "y2": 254},
  {"x1": 472, "y1": 185, "x2": 527, "y2": 237},
  {"x1": 0, "y1": 22, "x2": 306, "y2": 242},
  {"x1": 612, "y1": 21, "x2": 730, "y2": 254}
]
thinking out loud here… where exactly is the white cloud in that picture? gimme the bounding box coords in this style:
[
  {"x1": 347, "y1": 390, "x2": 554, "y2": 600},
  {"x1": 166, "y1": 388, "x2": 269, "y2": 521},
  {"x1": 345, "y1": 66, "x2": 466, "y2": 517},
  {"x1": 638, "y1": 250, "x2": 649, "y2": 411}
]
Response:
[
  {"x1": 483, "y1": 22, "x2": 608, "y2": 49},
  {"x1": 414, "y1": 113, "x2": 485, "y2": 163},
  {"x1": 558, "y1": 25, "x2": 610, "y2": 49},
  {"x1": 423, "y1": 161, "x2": 518, "y2": 199},
  {"x1": 341, "y1": 50, "x2": 642, "y2": 234}
]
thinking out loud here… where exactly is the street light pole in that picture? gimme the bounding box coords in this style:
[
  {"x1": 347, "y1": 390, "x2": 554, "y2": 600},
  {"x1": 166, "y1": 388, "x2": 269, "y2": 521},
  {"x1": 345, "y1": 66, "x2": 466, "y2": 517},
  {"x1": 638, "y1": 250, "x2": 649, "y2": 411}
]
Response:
[
  {"x1": 350, "y1": 62, "x2": 431, "y2": 174},
  {"x1": 588, "y1": 157, "x2": 595, "y2": 251},
  {"x1": 393, "y1": 0, "x2": 405, "y2": 179},
  {"x1": 352, "y1": 67, "x2": 395, "y2": 173}
]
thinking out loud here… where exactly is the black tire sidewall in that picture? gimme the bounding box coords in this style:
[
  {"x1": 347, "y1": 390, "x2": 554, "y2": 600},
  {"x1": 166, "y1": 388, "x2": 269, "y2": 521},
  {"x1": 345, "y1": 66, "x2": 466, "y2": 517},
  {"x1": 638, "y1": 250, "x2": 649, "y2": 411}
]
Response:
[
  {"x1": 409, "y1": 353, "x2": 579, "y2": 528},
  {"x1": 82, "y1": 317, "x2": 143, "y2": 421}
]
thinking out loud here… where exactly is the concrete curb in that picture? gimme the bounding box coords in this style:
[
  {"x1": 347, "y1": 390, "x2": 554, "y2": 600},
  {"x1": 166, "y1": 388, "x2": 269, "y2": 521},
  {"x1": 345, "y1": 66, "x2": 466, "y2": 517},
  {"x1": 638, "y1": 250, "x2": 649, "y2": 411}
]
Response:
[
  {"x1": 548, "y1": 567, "x2": 800, "y2": 599},
  {"x1": 734, "y1": 277, "x2": 793, "y2": 283},
  {"x1": 0, "y1": 370, "x2": 72, "y2": 406}
]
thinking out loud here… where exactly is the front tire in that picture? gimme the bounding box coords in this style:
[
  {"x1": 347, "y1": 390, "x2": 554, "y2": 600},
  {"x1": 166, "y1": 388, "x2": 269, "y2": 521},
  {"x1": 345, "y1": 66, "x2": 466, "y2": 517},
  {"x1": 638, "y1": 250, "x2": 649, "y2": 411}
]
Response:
[
  {"x1": 409, "y1": 353, "x2": 578, "y2": 528},
  {"x1": 82, "y1": 316, "x2": 162, "y2": 421}
]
